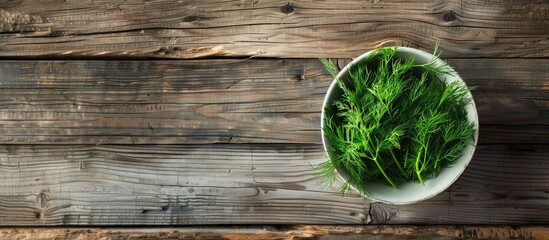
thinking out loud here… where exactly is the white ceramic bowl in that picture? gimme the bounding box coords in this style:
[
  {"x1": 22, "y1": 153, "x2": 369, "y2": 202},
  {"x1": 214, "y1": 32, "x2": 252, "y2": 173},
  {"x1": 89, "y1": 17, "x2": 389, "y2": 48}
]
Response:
[{"x1": 321, "y1": 47, "x2": 479, "y2": 205}]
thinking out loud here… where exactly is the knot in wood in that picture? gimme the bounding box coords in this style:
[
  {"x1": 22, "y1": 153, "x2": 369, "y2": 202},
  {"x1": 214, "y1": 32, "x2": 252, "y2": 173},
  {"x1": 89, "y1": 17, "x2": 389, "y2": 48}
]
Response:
[
  {"x1": 442, "y1": 10, "x2": 456, "y2": 22},
  {"x1": 280, "y1": 2, "x2": 294, "y2": 14},
  {"x1": 37, "y1": 190, "x2": 50, "y2": 208},
  {"x1": 183, "y1": 15, "x2": 199, "y2": 22}
]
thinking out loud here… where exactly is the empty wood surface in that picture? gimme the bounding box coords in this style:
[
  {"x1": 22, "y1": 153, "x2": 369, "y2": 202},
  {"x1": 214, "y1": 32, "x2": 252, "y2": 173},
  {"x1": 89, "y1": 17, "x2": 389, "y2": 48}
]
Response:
[
  {"x1": 0, "y1": 0, "x2": 548, "y2": 59},
  {"x1": 0, "y1": 143, "x2": 546, "y2": 225},
  {"x1": 0, "y1": 58, "x2": 546, "y2": 144},
  {"x1": 0, "y1": 59, "x2": 328, "y2": 144},
  {"x1": 0, "y1": 144, "x2": 368, "y2": 225},
  {"x1": 1, "y1": 226, "x2": 548, "y2": 240}
]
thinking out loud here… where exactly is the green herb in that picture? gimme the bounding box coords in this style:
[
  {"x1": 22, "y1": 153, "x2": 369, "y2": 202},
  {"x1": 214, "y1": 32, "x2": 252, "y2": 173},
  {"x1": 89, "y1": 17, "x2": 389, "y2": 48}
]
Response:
[{"x1": 317, "y1": 46, "x2": 475, "y2": 193}]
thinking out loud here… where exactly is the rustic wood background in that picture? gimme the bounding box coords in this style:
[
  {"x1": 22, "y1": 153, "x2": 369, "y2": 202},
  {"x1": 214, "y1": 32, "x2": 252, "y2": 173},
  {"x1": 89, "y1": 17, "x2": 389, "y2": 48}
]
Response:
[
  {"x1": 0, "y1": 0, "x2": 548, "y2": 233},
  {"x1": 1, "y1": 226, "x2": 548, "y2": 240}
]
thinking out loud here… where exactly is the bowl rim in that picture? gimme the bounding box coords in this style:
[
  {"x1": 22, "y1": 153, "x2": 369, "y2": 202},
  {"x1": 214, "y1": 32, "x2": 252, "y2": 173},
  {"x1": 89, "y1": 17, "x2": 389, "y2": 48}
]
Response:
[{"x1": 320, "y1": 46, "x2": 479, "y2": 205}]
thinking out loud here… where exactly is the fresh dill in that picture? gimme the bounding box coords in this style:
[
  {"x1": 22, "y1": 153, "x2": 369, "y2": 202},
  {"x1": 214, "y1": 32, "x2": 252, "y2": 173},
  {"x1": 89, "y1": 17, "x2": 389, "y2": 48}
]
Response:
[{"x1": 318, "y1": 46, "x2": 475, "y2": 193}]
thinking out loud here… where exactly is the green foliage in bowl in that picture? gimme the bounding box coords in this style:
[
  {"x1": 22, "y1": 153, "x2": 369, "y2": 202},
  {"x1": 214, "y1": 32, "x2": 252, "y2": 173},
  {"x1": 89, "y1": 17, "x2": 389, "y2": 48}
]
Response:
[{"x1": 318, "y1": 46, "x2": 475, "y2": 193}]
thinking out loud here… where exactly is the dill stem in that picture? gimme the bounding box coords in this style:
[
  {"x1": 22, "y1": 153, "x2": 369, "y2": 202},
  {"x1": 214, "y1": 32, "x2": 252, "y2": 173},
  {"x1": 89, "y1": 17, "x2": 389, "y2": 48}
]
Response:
[
  {"x1": 419, "y1": 136, "x2": 431, "y2": 173},
  {"x1": 415, "y1": 150, "x2": 425, "y2": 185},
  {"x1": 422, "y1": 144, "x2": 428, "y2": 172},
  {"x1": 434, "y1": 142, "x2": 446, "y2": 170},
  {"x1": 416, "y1": 169, "x2": 425, "y2": 185},
  {"x1": 373, "y1": 157, "x2": 397, "y2": 188},
  {"x1": 390, "y1": 149, "x2": 406, "y2": 178},
  {"x1": 372, "y1": 149, "x2": 397, "y2": 188}
]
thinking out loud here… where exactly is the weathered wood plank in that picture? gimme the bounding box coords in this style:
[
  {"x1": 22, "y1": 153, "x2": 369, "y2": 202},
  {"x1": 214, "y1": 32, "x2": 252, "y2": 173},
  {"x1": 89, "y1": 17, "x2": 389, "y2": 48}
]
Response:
[
  {"x1": 0, "y1": 59, "x2": 546, "y2": 144},
  {"x1": 370, "y1": 144, "x2": 549, "y2": 224},
  {"x1": 0, "y1": 144, "x2": 369, "y2": 225},
  {"x1": 0, "y1": 144, "x2": 547, "y2": 225},
  {"x1": 0, "y1": 226, "x2": 548, "y2": 240},
  {"x1": 448, "y1": 58, "x2": 549, "y2": 126},
  {"x1": 479, "y1": 125, "x2": 549, "y2": 144},
  {"x1": 370, "y1": 203, "x2": 549, "y2": 225},
  {"x1": 0, "y1": 59, "x2": 329, "y2": 144},
  {"x1": 0, "y1": 0, "x2": 547, "y2": 58}
]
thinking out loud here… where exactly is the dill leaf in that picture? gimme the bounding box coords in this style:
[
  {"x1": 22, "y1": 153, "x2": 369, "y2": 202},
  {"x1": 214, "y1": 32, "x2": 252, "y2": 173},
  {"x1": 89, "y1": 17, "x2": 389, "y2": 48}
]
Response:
[{"x1": 318, "y1": 46, "x2": 475, "y2": 192}]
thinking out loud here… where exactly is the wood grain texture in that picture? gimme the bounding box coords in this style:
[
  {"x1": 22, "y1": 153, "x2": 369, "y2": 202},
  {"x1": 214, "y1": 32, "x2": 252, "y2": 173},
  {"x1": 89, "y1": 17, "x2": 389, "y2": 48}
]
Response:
[
  {"x1": 0, "y1": 0, "x2": 547, "y2": 58},
  {"x1": 0, "y1": 143, "x2": 547, "y2": 225},
  {"x1": 0, "y1": 59, "x2": 329, "y2": 144},
  {"x1": 1, "y1": 226, "x2": 548, "y2": 240},
  {"x1": 0, "y1": 59, "x2": 546, "y2": 144},
  {"x1": 448, "y1": 58, "x2": 549, "y2": 126},
  {"x1": 478, "y1": 125, "x2": 549, "y2": 144},
  {"x1": 370, "y1": 203, "x2": 549, "y2": 225},
  {"x1": 447, "y1": 58, "x2": 549, "y2": 144},
  {"x1": 370, "y1": 144, "x2": 549, "y2": 224},
  {"x1": 0, "y1": 144, "x2": 369, "y2": 226}
]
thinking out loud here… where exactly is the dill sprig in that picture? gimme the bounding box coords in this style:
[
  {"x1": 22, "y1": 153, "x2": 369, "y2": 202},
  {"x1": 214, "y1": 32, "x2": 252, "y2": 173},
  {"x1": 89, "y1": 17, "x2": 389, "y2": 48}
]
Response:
[{"x1": 318, "y1": 46, "x2": 475, "y2": 193}]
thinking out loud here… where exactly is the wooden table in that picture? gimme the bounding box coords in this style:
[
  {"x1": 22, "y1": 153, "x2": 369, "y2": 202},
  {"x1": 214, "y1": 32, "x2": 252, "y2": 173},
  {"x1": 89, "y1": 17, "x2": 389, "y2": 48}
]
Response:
[{"x1": 0, "y1": 0, "x2": 548, "y2": 239}]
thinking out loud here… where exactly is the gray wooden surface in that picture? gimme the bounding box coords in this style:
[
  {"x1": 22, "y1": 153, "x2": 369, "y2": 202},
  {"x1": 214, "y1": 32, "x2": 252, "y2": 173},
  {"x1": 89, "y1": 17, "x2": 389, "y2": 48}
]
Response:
[
  {"x1": 0, "y1": 0, "x2": 548, "y2": 227},
  {"x1": 0, "y1": 144, "x2": 547, "y2": 225}
]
